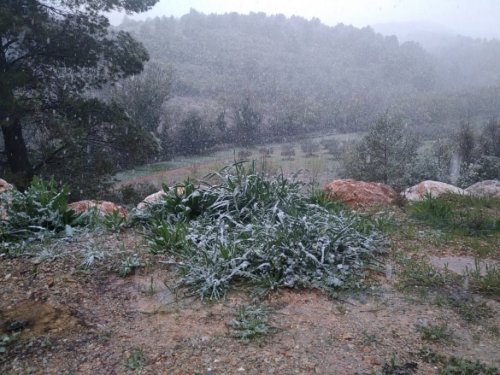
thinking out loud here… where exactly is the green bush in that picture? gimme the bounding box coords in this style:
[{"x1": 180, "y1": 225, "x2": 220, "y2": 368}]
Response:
[
  {"x1": 1, "y1": 178, "x2": 77, "y2": 250},
  {"x1": 139, "y1": 162, "x2": 387, "y2": 299}
]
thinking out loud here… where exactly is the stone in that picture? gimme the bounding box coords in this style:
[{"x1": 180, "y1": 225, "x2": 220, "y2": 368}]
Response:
[
  {"x1": 0, "y1": 178, "x2": 13, "y2": 194},
  {"x1": 137, "y1": 190, "x2": 166, "y2": 210},
  {"x1": 136, "y1": 187, "x2": 186, "y2": 210},
  {"x1": 68, "y1": 200, "x2": 127, "y2": 218},
  {"x1": 323, "y1": 179, "x2": 397, "y2": 209},
  {"x1": 403, "y1": 180, "x2": 468, "y2": 201},
  {"x1": 465, "y1": 180, "x2": 500, "y2": 199}
]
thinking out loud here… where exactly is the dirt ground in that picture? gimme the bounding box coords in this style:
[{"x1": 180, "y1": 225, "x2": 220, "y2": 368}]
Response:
[{"x1": 1, "y1": 226, "x2": 499, "y2": 375}]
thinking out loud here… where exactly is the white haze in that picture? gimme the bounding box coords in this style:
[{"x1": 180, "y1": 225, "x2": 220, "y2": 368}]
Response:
[{"x1": 109, "y1": 0, "x2": 500, "y2": 40}]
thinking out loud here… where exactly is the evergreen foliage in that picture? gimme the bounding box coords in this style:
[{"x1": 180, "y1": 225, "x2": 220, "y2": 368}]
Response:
[{"x1": 0, "y1": 0, "x2": 158, "y2": 189}]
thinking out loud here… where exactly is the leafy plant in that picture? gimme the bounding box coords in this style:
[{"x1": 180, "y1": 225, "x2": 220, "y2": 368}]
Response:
[
  {"x1": 118, "y1": 255, "x2": 143, "y2": 277},
  {"x1": 417, "y1": 347, "x2": 446, "y2": 364},
  {"x1": 1, "y1": 177, "x2": 79, "y2": 254},
  {"x1": 102, "y1": 210, "x2": 127, "y2": 232},
  {"x1": 139, "y1": 163, "x2": 386, "y2": 299},
  {"x1": 0, "y1": 332, "x2": 20, "y2": 355},
  {"x1": 417, "y1": 323, "x2": 453, "y2": 343},
  {"x1": 376, "y1": 354, "x2": 418, "y2": 375},
  {"x1": 439, "y1": 357, "x2": 498, "y2": 375},
  {"x1": 125, "y1": 349, "x2": 148, "y2": 371},
  {"x1": 228, "y1": 304, "x2": 275, "y2": 342}
]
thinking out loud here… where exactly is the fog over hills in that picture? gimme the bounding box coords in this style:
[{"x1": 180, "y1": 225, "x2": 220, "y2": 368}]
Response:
[{"x1": 118, "y1": 10, "x2": 500, "y2": 140}]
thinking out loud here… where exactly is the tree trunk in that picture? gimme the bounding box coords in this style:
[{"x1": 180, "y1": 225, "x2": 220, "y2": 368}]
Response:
[{"x1": 1, "y1": 118, "x2": 33, "y2": 189}]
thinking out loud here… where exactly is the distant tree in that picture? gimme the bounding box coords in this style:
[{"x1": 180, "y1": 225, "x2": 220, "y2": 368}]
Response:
[
  {"x1": 281, "y1": 145, "x2": 296, "y2": 160},
  {"x1": 235, "y1": 97, "x2": 261, "y2": 146},
  {"x1": 301, "y1": 141, "x2": 320, "y2": 157},
  {"x1": 478, "y1": 119, "x2": 500, "y2": 157},
  {"x1": 112, "y1": 60, "x2": 173, "y2": 134},
  {"x1": 456, "y1": 122, "x2": 476, "y2": 165},
  {"x1": 237, "y1": 149, "x2": 252, "y2": 161},
  {"x1": 342, "y1": 114, "x2": 420, "y2": 186},
  {"x1": 321, "y1": 139, "x2": 343, "y2": 159},
  {"x1": 0, "y1": 0, "x2": 158, "y2": 188},
  {"x1": 258, "y1": 147, "x2": 273, "y2": 158},
  {"x1": 176, "y1": 111, "x2": 214, "y2": 155}
]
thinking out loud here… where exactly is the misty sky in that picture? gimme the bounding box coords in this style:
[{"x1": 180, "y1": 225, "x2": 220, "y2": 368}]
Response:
[{"x1": 111, "y1": 0, "x2": 500, "y2": 39}]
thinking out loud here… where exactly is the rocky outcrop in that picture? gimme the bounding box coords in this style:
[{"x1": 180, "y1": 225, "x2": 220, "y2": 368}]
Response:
[
  {"x1": 403, "y1": 180, "x2": 468, "y2": 201},
  {"x1": 68, "y1": 200, "x2": 128, "y2": 218},
  {"x1": 137, "y1": 190, "x2": 166, "y2": 210},
  {"x1": 323, "y1": 179, "x2": 397, "y2": 209},
  {"x1": 465, "y1": 180, "x2": 500, "y2": 199}
]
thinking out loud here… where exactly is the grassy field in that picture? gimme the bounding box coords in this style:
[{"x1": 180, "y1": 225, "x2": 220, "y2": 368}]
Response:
[{"x1": 113, "y1": 131, "x2": 364, "y2": 189}]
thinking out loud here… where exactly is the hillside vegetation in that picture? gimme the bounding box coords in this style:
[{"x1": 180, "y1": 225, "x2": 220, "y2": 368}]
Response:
[{"x1": 120, "y1": 11, "x2": 500, "y2": 139}]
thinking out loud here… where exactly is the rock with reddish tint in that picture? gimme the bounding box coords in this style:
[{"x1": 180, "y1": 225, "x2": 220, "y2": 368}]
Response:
[
  {"x1": 403, "y1": 180, "x2": 468, "y2": 201},
  {"x1": 465, "y1": 180, "x2": 500, "y2": 199},
  {"x1": 323, "y1": 179, "x2": 397, "y2": 209},
  {"x1": 137, "y1": 190, "x2": 166, "y2": 210},
  {"x1": 68, "y1": 200, "x2": 128, "y2": 218},
  {"x1": 0, "y1": 178, "x2": 13, "y2": 194}
]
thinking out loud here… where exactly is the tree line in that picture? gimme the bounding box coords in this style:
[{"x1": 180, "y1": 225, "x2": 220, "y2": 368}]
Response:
[{"x1": 2, "y1": 5, "x2": 500, "y2": 196}]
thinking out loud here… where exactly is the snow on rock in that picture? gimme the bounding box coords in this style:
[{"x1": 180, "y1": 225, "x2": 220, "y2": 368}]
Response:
[
  {"x1": 137, "y1": 190, "x2": 167, "y2": 210},
  {"x1": 136, "y1": 187, "x2": 186, "y2": 210},
  {"x1": 465, "y1": 180, "x2": 500, "y2": 199},
  {"x1": 68, "y1": 200, "x2": 128, "y2": 218},
  {"x1": 323, "y1": 179, "x2": 397, "y2": 208},
  {"x1": 403, "y1": 180, "x2": 468, "y2": 201}
]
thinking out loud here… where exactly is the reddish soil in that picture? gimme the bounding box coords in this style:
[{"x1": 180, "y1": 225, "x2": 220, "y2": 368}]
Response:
[{"x1": 1, "y1": 229, "x2": 498, "y2": 375}]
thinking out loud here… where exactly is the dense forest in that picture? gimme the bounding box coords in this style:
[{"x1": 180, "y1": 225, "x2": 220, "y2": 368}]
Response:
[
  {"x1": 1, "y1": 7, "x2": 500, "y2": 196},
  {"x1": 119, "y1": 10, "x2": 500, "y2": 140}
]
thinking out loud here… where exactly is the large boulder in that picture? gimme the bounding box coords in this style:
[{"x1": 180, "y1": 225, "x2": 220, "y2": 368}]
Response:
[
  {"x1": 465, "y1": 180, "x2": 500, "y2": 199},
  {"x1": 403, "y1": 180, "x2": 468, "y2": 201},
  {"x1": 68, "y1": 200, "x2": 128, "y2": 218},
  {"x1": 323, "y1": 179, "x2": 397, "y2": 209}
]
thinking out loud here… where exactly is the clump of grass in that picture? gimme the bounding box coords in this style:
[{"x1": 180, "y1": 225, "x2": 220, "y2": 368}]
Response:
[
  {"x1": 410, "y1": 193, "x2": 453, "y2": 226},
  {"x1": 396, "y1": 257, "x2": 458, "y2": 293},
  {"x1": 409, "y1": 194, "x2": 499, "y2": 237},
  {"x1": 376, "y1": 354, "x2": 418, "y2": 375},
  {"x1": 465, "y1": 261, "x2": 500, "y2": 298},
  {"x1": 445, "y1": 296, "x2": 493, "y2": 323},
  {"x1": 417, "y1": 346, "x2": 446, "y2": 364},
  {"x1": 228, "y1": 303, "x2": 276, "y2": 343},
  {"x1": 417, "y1": 323, "x2": 453, "y2": 343},
  {"x1": 439, "y1": 357, "x2": 498, "y2": 375},
  {"x1": 139, "y1": 162, "x2": 387, "y2": 299},
  {"x1": 125, "y1": 349, "x2": 148, "y2": 371}
]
